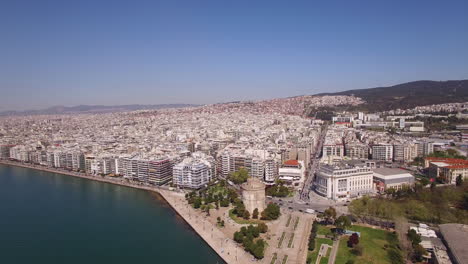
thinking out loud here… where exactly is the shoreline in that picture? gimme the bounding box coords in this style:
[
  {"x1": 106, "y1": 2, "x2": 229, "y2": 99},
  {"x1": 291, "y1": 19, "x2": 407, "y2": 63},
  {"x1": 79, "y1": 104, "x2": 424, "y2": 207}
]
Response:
[{"x1": 0, "y1": 160, "x2": 252, "y2": 264}]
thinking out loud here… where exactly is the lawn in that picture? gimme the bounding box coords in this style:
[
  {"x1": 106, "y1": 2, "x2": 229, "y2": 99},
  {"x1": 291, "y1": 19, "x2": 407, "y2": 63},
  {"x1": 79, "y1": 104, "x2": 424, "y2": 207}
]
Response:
[
  {"x1": 307, "y1": 237, "x2": 333, "y2": 264},
  {"x1": 335, "y1": 225, "x2": 393, "y2": 264},
  {"x1": 317, "y1": 225, "x2": 333, "y2": 237}
]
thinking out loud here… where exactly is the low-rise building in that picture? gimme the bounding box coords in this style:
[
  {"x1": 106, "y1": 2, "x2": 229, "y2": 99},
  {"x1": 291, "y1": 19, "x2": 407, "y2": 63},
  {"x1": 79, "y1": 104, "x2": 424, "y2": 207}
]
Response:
[
  {"x1": 373, "y1": 168, "x2": 415, "y2": 192},
  {"x1": 314, "y1": 161, "x2": 373, "y2": 201},
  {"x1": 439, "y1": 224, "x2": 468, "y2": 264},
  {"x1": 425, "y1": 157, "x2": 468, "y2": 184}
]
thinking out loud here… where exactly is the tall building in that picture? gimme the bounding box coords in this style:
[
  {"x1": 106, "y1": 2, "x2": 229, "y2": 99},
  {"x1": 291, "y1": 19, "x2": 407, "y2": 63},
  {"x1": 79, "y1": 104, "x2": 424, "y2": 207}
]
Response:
[
  {"x1": 345, "y1": 143, "x2": 369, "y2": 159},
  {"x1": 264, "y1": 158, "x2": 278, "y2": 183},
  {"x1": 0, "y1": 145, "x2": 14, "y2": 160},
  {"x1": 173, "y1": 158, "x2": 211, "y2": 189},
  {"x1": 372, "y1": 144, "x2": 393, "y2": 162}
]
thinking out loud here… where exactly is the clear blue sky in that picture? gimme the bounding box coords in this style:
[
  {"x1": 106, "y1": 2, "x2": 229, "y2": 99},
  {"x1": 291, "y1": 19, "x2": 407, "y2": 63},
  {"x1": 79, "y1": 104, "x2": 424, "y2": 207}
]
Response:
[{"x1": 1, "y1": 0, "x2": 467, "y2": 110}]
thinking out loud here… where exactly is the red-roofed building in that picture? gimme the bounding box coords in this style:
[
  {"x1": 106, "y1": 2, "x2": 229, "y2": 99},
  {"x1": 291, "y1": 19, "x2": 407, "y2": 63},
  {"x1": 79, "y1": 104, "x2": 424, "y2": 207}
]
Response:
[
  {"x1": 283, "y1": 159, "x2": 299, "y2": 168},
  {"x1": 425, "y1": 157, "x2": 468, "y2": 184}
]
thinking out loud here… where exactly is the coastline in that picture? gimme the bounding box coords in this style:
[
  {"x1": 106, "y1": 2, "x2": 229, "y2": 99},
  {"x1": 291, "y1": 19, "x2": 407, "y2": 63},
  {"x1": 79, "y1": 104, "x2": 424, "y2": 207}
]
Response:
[{"x1": 0, "y1": 160, "x2": 253, "y2": 264}]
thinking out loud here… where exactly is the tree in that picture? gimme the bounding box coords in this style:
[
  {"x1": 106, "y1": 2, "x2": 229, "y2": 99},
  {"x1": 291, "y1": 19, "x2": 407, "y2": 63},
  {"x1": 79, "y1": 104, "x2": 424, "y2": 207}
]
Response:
[
  {"x1": 193, "y1": 197, "x2": 202, "y2": 209},
  {"x1": 407, "y1": 229, "x2": 421, "y2": 246},
  {"x1": 351, "y1": 244, "x2": 363, "y2": 256},
  {"x1": 220, "y1": 198, "x2": 230, "y2": 207},
  {"x1": 247, "y1": 224, "x2": 260, "y2": 238},
  {"x1": 335, "y1": 215, "x2": 351, "y2": 232},
  {"x1": 324, "y1": 207, "x2": 337, "y2": 224},
  {"x1": 412, "y1": 244, "x2": 427, "y2": 262},
  {"x1": 261, "y1": 203, "x2": 281, "y2": 220},
  {"x1": 456, "y1": 175, "x2": 464, "y2": 186},
  {"x1": 308, "y1": 236, "x2": 315, "y2": 251},
  {"x1": 257, "y1": 222, "x2": 268, "y2": 233},
  {"x1": 252, "y1": 239, "x2": 265, "y2": 259},
  {"x1": 345, "y1": 260, "x2": 355, "y2": 264},
  {"x1": 243, "y1": 210, "x2": 250, "y2": 220},
  {"x1": 347, "y1": 233, "x2": 359, "y2": 247},
  {"x1": 229, "y1": 168, "x2": 250, "y2": 184},
  {"x1": 252, "y1": 208, "x2": 259, "y2": 219},
  {"x1": 234, "y1": 231, "x2": 243, "y2": 243}
]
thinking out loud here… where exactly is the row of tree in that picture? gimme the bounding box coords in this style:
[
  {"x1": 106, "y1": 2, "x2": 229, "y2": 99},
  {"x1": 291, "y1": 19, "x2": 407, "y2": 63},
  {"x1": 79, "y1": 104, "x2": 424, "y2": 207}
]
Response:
[
  {"x1": 407, "y1": 229, "x2": 427, "y2": 262},
  {"x1": 349, "y1": 181, "x2": 468, "y2": 224},
  {"x1": 232, "y1": 201, "x2": 281, "y2": 221},
  {"x1": 185, "y1": 183, "x2": 239, "y2": 210}
]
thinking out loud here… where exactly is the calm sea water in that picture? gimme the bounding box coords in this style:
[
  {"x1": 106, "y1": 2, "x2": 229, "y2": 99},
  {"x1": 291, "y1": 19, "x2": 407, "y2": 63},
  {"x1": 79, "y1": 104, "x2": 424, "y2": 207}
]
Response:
[{"x1": 0, "y1": 164, "x2": 225, "y2": 264}]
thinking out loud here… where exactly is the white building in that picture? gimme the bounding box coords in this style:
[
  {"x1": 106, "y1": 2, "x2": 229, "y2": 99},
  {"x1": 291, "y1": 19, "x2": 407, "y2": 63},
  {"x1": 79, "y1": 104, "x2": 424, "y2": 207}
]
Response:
[
  {"x1": 173, "y1": 158, "x2": 211, "y2": 189},
  {"x1": 372, "y1": 144, "x2": 393, "y2": 162},
  {"x1": 373, "y1": 168, "x2": 415, "y2": 192},
  {"x1": 314, "y1": 161, "x2": 374, "y2": 201}
]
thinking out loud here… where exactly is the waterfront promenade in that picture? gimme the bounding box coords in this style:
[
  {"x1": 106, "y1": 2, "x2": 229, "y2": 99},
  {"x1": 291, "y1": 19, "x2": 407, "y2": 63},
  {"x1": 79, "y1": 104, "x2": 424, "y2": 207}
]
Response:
[{"x1": 0, "y1": 160, "x2": 253, "y2": 264}]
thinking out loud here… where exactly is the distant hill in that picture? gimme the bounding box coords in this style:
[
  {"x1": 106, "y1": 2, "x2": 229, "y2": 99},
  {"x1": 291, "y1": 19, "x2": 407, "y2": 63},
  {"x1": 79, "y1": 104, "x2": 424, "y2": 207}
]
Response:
[
  {"x1": 0, "y1": 104, "x2": 198, "y2": 116},
  {"x1": 316, "y1": 80, "x2": 468, "y2": 112}
]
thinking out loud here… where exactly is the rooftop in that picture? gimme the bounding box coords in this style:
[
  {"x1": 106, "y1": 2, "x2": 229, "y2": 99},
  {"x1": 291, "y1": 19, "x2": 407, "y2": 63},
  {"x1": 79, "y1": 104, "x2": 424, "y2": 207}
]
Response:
[{"x1": 439, "y1": 224, "x2": 468, "y2": 264}]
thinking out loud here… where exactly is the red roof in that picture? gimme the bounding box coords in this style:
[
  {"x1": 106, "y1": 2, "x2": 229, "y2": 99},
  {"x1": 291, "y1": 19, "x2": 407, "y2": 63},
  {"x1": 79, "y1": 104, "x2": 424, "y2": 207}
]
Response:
[
  {"x1": 426, "y1": 157, "x2": 468, "y2": 169},
  {"x1": 284, "y1": 160, "x2": 299, "y2": 166},
  {"x1": 426, "y1": 157, "x2": 468, "y2": 165}
]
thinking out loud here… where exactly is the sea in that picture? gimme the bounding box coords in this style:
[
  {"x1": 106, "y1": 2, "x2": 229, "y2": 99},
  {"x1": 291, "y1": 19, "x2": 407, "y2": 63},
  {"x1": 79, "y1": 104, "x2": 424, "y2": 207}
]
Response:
[{"x1": 0, "y1": 164, "x2": 225, "y2": 264}]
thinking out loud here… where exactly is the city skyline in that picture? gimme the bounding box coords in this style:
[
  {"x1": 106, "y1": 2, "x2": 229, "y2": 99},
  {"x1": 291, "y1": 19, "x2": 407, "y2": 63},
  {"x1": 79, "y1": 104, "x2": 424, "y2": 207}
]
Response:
[{"x1": 1, "y1": 0, "x2": 468, "y2": 110}]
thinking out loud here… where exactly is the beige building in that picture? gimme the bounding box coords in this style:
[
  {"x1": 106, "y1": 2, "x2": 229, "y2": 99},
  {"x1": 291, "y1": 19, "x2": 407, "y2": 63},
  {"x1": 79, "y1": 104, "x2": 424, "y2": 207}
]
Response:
[{"x1": 425, "y1": 157, "x2": 468, "y2": 184}]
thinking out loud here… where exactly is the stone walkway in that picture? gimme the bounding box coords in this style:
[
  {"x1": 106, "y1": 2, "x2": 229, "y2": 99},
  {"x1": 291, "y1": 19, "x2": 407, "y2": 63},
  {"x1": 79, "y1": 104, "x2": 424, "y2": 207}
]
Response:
[
  {"x1": 327, "y1": 239, "x2": 340, "y2": 264},
  {"x1": 158, "y1": 190, "x2": 254, "y2": 264}
]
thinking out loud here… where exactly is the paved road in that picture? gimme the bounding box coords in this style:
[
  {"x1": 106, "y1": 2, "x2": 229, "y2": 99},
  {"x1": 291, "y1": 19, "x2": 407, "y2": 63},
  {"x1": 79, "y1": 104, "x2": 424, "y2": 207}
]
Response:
[{"x1": 300, "y1": 124, "x2": 328, "y2": 201}]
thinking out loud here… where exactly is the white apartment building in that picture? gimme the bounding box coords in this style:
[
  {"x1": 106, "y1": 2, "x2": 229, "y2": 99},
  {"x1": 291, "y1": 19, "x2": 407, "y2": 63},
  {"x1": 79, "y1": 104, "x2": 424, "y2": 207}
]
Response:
[
  {"x1": 314, "y1": 162, "x2": 374, "y2": 201},
  {"x1": 372, "y1": 144, "x2": 393, "y2": 162},
  {"x1": 173, "y1": 158, "x2": 211, "y2": 189},
  {"x1": 264, "y1": 158, "x2": 278, "y2": 183},
  {"x1": 322, "y1": 144, "x2": 344, "y2": 158},
  {"x1": 345, "y1": 143, "x2": 369, "y2": 159},
  {"x1": 0, "y1": 145, "x2": 14, "y2": 159}
]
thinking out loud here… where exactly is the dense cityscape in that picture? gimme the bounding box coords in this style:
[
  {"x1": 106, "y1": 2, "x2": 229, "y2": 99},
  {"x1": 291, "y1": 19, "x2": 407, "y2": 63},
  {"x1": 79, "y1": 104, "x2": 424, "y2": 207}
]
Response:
[
  {"x1": 2, "y1": 1, "x2": 468, "y2": 264},
  {"x1": 1, "y1": 94, "x2": 468, "y2": 264}
]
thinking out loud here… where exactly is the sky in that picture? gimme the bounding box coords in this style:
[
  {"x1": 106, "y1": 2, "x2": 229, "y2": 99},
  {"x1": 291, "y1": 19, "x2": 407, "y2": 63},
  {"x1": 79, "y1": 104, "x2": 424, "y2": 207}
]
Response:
[{"x1": 1, "y1": 0, "x2": 467, "y2": 111}]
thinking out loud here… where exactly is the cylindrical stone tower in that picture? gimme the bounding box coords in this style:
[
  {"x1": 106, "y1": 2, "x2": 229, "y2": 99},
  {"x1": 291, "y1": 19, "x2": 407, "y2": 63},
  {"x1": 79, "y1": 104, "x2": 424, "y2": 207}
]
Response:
[{"x1": 241, "y1": 177, "x2": 266, "y2": 214}]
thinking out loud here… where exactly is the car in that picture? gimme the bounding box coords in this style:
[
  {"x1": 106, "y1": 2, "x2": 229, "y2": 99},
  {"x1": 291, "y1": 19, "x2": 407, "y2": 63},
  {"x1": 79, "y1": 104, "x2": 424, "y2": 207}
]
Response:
[
  {"x1": 279, "y1": 199, "x2": 282, "y2": 201},
  {"x1": 288, "y1": 201, "x2": 293, "y2": 203},
  {"x1": 306, "y1": 202, "x2": 309, "y2": 205},
  {"x1": 288, "y1": 207, "x2": 293, "y2": 209},
  {"x1": 299, "y1": 209, "x2": 303, "y2": 212}
]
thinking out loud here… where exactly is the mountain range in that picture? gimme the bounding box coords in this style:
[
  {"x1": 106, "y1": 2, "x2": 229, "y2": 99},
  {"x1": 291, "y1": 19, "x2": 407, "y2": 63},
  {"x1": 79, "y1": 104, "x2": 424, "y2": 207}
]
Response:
[{"x1": 317, "y1": 79, "x2": 468, "y2": 112}]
